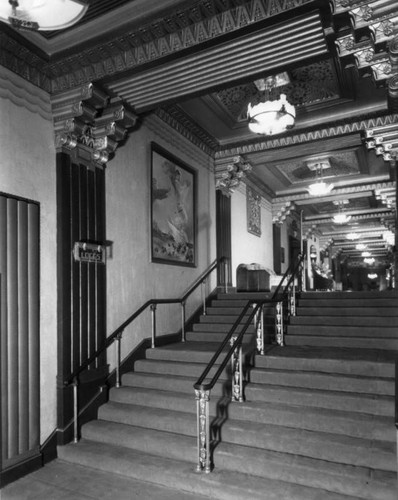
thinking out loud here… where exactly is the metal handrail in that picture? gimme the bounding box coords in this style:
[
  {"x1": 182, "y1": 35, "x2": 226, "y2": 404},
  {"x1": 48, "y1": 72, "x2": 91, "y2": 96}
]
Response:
[
  {"x1": 64, "y1": 256, "x2": 226, "y2": 387},
  {"x1": 193, "y1": 252, "x2": 305, "y2": 472}
]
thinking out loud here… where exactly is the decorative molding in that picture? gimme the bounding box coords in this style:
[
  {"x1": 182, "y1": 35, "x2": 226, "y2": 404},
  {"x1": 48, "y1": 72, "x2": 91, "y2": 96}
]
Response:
[
  {"x1": 216, "y1": 115, "x2": 398, "y2": 159},
  {"x1": 156, "y1": 106, "x2": 218, "y2": 157},
  {"x1": 214, "y1": 155, "x2": 252, "y2": 197},
  {"x1": 272, "y1": 201, "x2": 294, "y2": 225},
  {"x1": 51, "y1": 83, "x2": 138, "y2": 167},
  {"x1": 247, "y1": 186, "x2": 261, "y2": 237},
  {"x1": 0, "y1": 65, "x2": 52, "y2": 121},
  {"x1": 143, "y1": 114, "x2": 214, "y2": 172}
]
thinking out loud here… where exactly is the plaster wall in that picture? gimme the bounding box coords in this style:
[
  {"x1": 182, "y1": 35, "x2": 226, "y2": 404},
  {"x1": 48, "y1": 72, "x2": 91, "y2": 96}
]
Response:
[
  {"x1": 106, "y1": 115, "x2": 216, "y2": 365},
  {"x1": 0, "y1": 66, "x2": 57, "y2": 443},
  {"x1": 230, "y1": 184, "x2": 273, "y2": 286}
]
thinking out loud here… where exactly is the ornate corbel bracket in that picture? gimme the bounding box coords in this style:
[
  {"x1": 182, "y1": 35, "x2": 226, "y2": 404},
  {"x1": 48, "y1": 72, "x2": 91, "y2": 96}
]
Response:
[
  {"x1": 214, "y1": 155, "x2": 252, "y2": 197},
  {"x1": 52, "y1": 83, "x2": 138, "y2": 167}
]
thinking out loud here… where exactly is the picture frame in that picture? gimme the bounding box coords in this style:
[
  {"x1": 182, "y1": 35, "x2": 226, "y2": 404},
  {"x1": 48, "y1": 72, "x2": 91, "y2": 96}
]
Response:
[
  {"x1": 247, "y1": 186, "x2": 261, "y2": 236},
  {"x1": 150, "y1": 143, "x2": 196, "y2": 267}
]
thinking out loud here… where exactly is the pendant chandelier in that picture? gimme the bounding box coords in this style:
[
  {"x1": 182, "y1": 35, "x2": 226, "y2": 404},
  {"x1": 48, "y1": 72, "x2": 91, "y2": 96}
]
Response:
[
  {"x1": 0, "y1": 0, "x2": 89, "y2": 31},
  {"x1": 332, "y1": 200, "x2": 351, "y2": 224},
  {"x1": 247, "y1": 73, "x2": 295, "y2": 136},
  {"x1": 306, "y1": 160, "x2": 334, "y2": 197}
]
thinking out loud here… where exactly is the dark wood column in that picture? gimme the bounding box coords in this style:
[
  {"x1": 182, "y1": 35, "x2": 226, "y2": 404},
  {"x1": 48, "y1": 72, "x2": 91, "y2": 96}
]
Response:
[
  {"x1": 216, "y1": 190, "x2": 232, "y2": 287},
  {"x1": 52, "y1": 84, "x2": 138, "y2": 444}
]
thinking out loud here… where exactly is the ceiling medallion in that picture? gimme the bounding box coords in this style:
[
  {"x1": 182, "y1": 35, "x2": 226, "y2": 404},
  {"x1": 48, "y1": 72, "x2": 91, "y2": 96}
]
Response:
[
  {"x1": 247, "y1": 73, "x2": 295, "y2": 136},
  {"x1": 1, "y1": 0, "x2": 89, "y2": 31}
]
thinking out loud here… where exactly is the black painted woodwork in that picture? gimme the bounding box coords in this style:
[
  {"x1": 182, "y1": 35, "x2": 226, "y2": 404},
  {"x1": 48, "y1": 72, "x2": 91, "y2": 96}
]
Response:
[
  {"x1": 216, "y1": 190, "x2": 232, "y2": 287},
  {"x1": 273, "y1": 224, "x2": 281, "y2": 275},
  {"x1": 56, "y1": 153, "x2": 107, "y2": 444}
]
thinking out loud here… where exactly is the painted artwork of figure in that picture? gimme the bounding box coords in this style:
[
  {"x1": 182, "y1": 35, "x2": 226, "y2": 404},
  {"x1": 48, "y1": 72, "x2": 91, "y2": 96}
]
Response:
[{"x1": 151, "y1": 148, "x2": 195, "y2": 265}]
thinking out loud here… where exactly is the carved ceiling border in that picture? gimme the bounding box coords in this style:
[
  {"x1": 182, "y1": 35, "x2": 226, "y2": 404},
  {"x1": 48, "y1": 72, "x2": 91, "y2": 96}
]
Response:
[
  {"x1": 216, "y1": 114, "x2": 398, "y2": 159},
  {"x1": 0, "y1": 0, "x2": 316, "y2": 94}
]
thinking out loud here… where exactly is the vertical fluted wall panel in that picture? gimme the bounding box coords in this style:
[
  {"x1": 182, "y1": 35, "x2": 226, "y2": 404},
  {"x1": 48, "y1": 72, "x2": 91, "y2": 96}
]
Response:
[
  {"x1": 0, "y1": 196, "x2": 8, "y2": 465},
  {"x1": 0, "y1": 195, "x2": 39, "y2": 467},
  {"x1": 18, "y1": 201, "x2": 29, "y2": 454},
  {"x1": 7, "y1": 198, "x2": 18, "y2": 459},
  {"x1": 28, "y1": 203, "x2": 40, "y2": 450}
]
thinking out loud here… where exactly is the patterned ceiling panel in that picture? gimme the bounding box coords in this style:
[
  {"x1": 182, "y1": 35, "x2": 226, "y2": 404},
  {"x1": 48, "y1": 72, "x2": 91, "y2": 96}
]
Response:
[
  {"x1": 214, "y1": 59, "x2": 341, "y2": 123},
  {"x1": 275, "y1": 150, "x2": 360, "y2": 185}
]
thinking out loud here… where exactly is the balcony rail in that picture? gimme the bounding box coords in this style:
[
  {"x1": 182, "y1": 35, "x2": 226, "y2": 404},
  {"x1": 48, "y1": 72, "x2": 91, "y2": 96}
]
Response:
[
  {"x1": 64, "y1": 256, "x2": 228, "y2": 442},
  {"x1": 194, "y1": 252, "x2": 305, "y2": 472}
]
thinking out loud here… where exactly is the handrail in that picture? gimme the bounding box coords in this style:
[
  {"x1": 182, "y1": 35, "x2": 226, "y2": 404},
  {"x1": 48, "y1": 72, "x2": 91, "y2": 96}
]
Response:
[
  {"x1": 193, "y1": 252, "x2": 305, "y2": 472},
  {"x1": 64, "y1": 257, "x2": 225, "y2": 387},
  {"x1": 194, "y1": 251, "x2": 305, "y2": 393}
]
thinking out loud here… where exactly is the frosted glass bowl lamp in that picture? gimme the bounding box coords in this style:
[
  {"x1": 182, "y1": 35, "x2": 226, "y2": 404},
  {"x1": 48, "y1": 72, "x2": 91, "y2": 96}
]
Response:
[{"x1": 1, "y1": 0, "x2": 89, "y2": 31}]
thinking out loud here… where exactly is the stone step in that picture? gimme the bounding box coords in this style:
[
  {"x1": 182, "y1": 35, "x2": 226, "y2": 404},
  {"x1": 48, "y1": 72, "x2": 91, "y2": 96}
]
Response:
[
  {"x1": 226, "y1": 401, "x2": 394, "y2": 441},
  {"x1": 298, "y1": 298, "x2": 398, "y2": 307},
  {"x1": 287, "y1": 325, "x2": 398, "y2": 337},
  {"x1": 216, "y1": 441, "x2": 396, "y2": 500},
  {"x1": 221, "y1": 419, "x2": 395, "y2": 471},
  {"x1": 122, "y1": 372, "x2": 230, "y2": 396},
  {"x1": 80, "y1": 420, "x2": 395, "y2": 500},
  {"x1": 245, "y1": 383, "x2": 394, "y2": 416},
  {"x1": 301, "y1": 291, "x2": 398, "y2": 300},
  {"x1": 186, "y1": 330, "x2": 255, "y2": 343},
  {"x1": 290, "y1": 316, "x2": 398, "y2": 327},
  {"x1": 191, "y1": 322, "x2": 256, "y2": 333},
  {"x1": 255, "y1": 348, "x2": 395, "y2": 377},
  {"x1": 57, "y1": 439, "x2": 364, "y2": 500},
  {"x1": 295, "y1": 307, "x2": 398, "y2": 317},
  {"x1": 133, "y1": 358, "x2": 231, "y2": 380},
  {"x1": 249, "y1": 367, "x2": 394, "y2": 395},
  {"x1": 285, "y1": 334, "x2": 398, "y2": 350}
]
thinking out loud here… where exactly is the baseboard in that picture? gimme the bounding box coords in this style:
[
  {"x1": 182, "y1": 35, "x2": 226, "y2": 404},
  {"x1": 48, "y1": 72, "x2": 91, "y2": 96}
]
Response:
[{"x1": 0, "y1": 452, "x2": 42, "y2": 489}]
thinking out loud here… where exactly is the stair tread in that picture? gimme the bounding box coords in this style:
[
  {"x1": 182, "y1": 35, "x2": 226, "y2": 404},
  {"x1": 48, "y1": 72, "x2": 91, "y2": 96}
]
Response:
[
  {"x1": 58, "y1": 439, "x2": 368, "y2": 500},
  {"x1": 81, "y1": 420, "x2": 395, "y2": 499}
]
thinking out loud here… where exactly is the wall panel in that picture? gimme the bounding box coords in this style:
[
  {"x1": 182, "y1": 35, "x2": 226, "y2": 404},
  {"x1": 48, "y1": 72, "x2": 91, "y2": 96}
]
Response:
[{"x1": 0, "y1": 193, "x2": 40, "y2": 470}]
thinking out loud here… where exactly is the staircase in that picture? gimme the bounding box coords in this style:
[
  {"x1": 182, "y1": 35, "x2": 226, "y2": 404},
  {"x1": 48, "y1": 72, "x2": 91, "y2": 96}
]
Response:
[{"x1": 58, "y1": 290, "x2": 398, "y2": 500}]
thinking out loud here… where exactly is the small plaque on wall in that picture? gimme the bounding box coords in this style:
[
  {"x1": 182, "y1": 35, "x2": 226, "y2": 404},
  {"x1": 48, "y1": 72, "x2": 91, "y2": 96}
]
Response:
[
  {"x1": 247, "y1": 186, "x2": 261, "y2": 236},
  {"x1": 73, "y1": 242, "x2": 105, "y2": 264}
]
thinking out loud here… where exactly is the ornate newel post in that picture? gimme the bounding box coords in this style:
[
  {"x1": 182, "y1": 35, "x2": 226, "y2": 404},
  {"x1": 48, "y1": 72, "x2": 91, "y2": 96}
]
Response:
[{"x1": 195, "y1": 389, "x2": 211, "y2": 473}]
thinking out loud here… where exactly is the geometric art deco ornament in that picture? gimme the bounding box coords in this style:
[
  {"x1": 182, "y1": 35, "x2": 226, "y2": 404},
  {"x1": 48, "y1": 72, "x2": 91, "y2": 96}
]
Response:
[{"x1": 1, "y1": 0, "x2": 88, "y2": 31}]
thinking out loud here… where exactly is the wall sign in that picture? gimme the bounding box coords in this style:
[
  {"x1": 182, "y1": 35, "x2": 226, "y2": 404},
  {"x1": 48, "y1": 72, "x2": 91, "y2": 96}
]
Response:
[{"x1": 73, "y1": 242, "x2": 105, "y2": 264}]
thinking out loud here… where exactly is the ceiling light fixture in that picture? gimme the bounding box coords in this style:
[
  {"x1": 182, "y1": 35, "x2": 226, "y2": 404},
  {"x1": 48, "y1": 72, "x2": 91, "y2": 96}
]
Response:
[
  {"x1": 346, "y1": 232, "x2": 359, "y2": 240},
  {"x1": 0, "y1": 0, "x2": 89, "y2": 31},
  {"x1": 361, "y1": 251, "x2": 371, "y2": 257},
  {"x1": 356, "y1": 243, "x2": 367, "y2": 250},
  {"x1": 368, "y1": 273, "x2": 378, "y2": 280},
  {"x1": 332, "y1": 200, "x2": 351, "y2": 224},
  {"x1": 306, "y1": 160, "x2": 334, "y2": 196},
  {"x1": 364, "y1": 257, "x2": 375, "y2": 265},
  {"x1": 247, "y1": 73, "x2": 295, "y2": 136}
]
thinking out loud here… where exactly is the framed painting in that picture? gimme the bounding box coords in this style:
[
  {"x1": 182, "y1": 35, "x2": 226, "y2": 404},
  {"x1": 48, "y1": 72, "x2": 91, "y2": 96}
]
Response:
[{"x1": 150, "y1": 143, "x2": 196, "y2": 266}]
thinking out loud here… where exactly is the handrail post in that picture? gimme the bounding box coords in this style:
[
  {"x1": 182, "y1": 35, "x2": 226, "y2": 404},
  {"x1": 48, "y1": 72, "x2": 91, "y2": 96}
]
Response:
[
  {"x1": 195, "y1": 388, "x2": 211, "y2": 473},
  {"x1": 73, "y1": 376, "x2": 79, "y2": 443},
  {"x1": 181, "y1": 301, "x2": 186, "y2": 342},
  {"x1": 230, "y1": 336, "x2": 243, "y2": 402},
  {"x1": 150, "y1": 303, "x2": 157, "y2": 348},
  {"x1": 290, "y1": 282, "x2": 296, "y2": 317},
  {"x1": 115, "y1": 331, "x2": 123, "y2": 388},
  {"x1": 275, "y1": 301, "x2": 284, "y2": 346},
  {"x1": 224, "y1": 258, "x2": 228, "y2": 294},
  {"x1": 256, "y1": 304, "x2": 265, "y2": 355},
  {"x1": 201, "y1": 279, "x2": 207, "y2": 316}
]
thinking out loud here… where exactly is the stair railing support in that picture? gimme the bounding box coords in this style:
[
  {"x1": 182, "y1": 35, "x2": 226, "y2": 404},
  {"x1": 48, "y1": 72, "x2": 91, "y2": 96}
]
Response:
[
  {"x1": 115, "y1": 331, "x2": 123, "y2": 388},
  {"x1": 150, "y1": 303, "x2": 157, "y2": 348},
  {"x1": 195, "y1": 388, "x2": 211, "y2": 473},
  {"x1": 181, "y1": 300, "x2": 186, "y2": 342},
  {"x1": 73, "y1": 376, "x2": 79, "y2": 443},
  {"x1": 201, "y1": 279, "x2": 207, "y2": 316},
  {"x1": 255, "y1": 304, "x2": 265, "y2": 355},
  {"x1": 290, "y1": 282, "x2": 296, "y2": 317},
  {"x1": 224, "y1": 258, "x2": 228, "y2": 293},
  {"x1": 230, "y1": 336, "x2": 243, "y2": 402},
  {"x1": 275, "y1": 301, "x2": 284, "y2": 346}
]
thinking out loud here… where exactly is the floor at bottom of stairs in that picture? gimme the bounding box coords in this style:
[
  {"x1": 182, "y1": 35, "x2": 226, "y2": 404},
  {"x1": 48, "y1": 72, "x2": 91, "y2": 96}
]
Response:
[{"x1": 1, "y1": 459, "x2": 210, "y2": 500}]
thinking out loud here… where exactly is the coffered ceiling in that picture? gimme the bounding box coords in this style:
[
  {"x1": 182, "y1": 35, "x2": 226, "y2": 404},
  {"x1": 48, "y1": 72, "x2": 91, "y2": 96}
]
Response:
[{"x1": 1, "y1": 0, "x2": 397, "y2": 268}]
